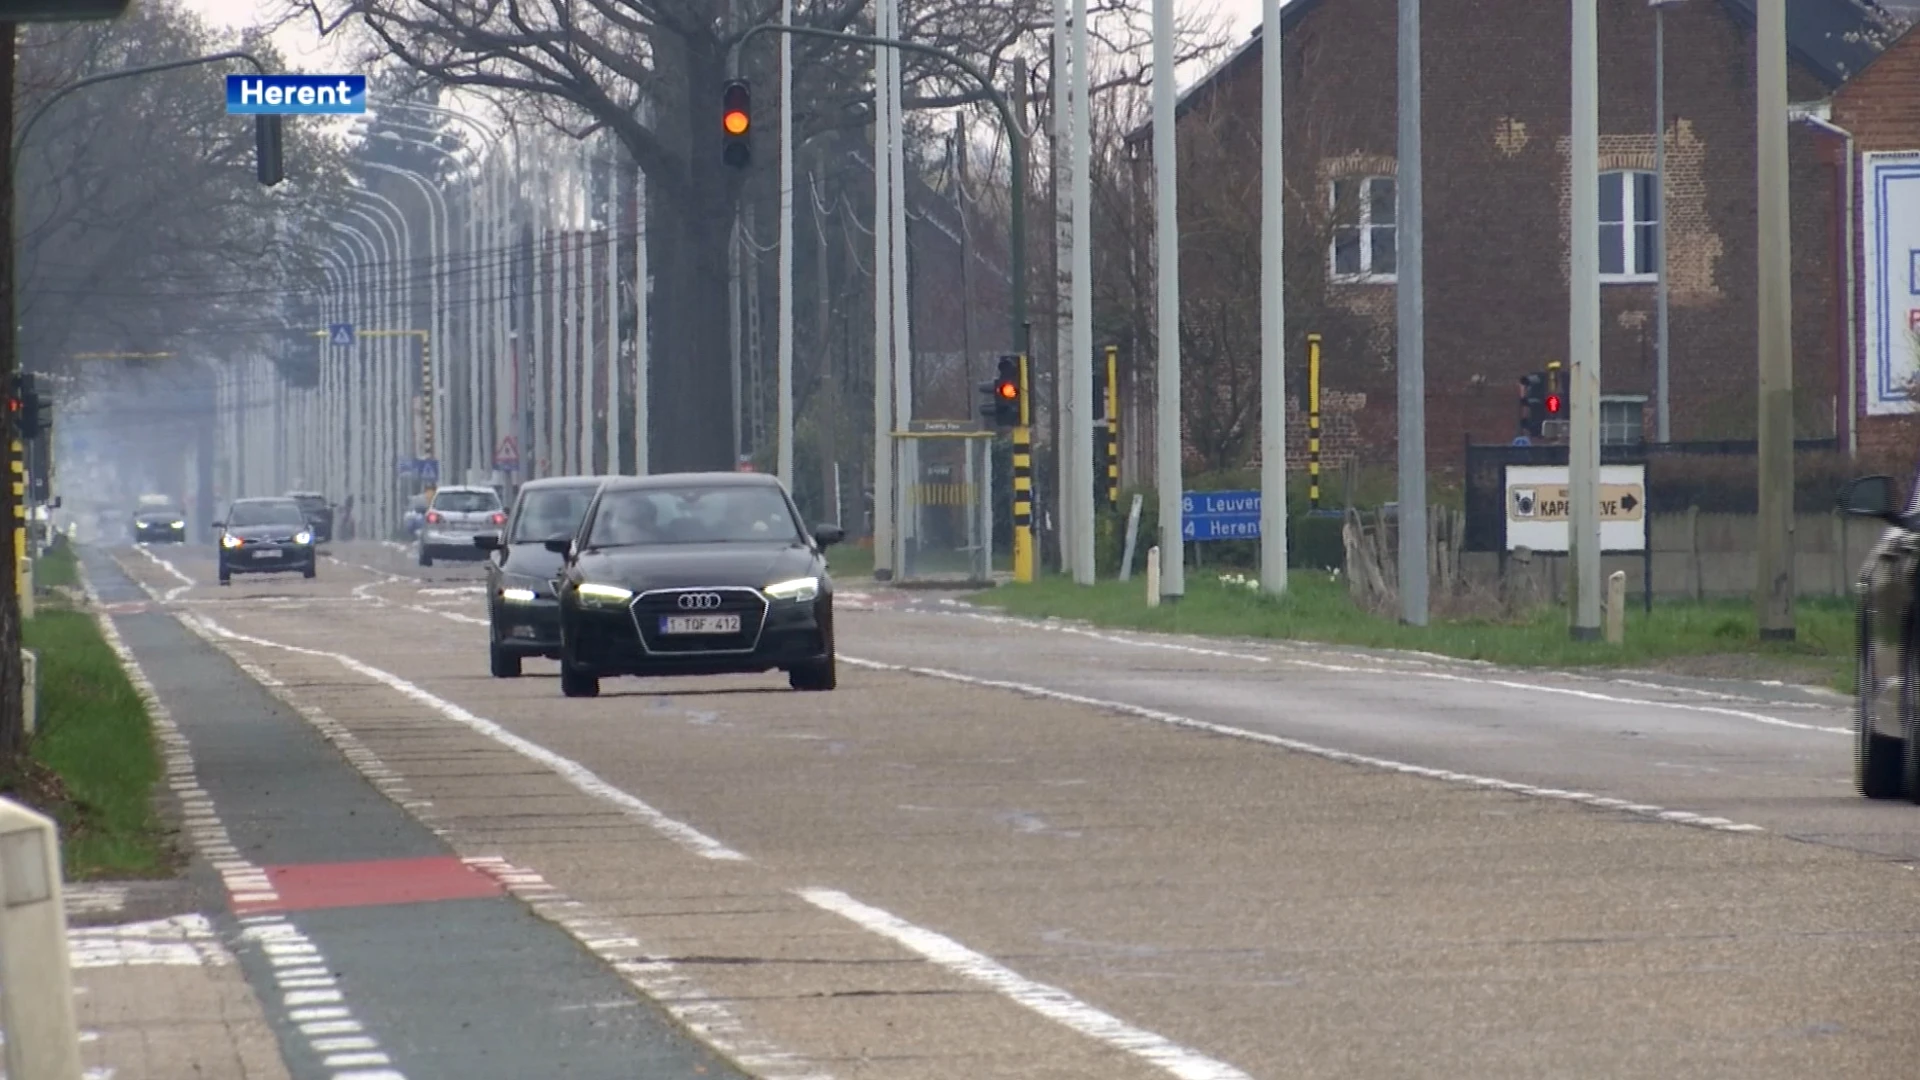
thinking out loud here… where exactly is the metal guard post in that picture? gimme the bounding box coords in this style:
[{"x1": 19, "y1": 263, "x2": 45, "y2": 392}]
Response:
[
  {"x1": 1308, "y1": 333, "x2": 1322, "y2": 511},
  {"x1": 1012, "y1": 353, "x2": 1034, "y2": 583}
]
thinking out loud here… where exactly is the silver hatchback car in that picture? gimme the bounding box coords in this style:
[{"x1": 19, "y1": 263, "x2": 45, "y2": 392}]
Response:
[{"x1": 417, "y1": 484, "x2": 505, "y2": 566}]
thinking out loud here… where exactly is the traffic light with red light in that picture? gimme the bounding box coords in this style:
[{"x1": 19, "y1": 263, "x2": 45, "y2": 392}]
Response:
[
  {"x1": 978, "y1": 355, "x2": 1023, "y2": 428},
  {"x1": 8, "y1": 372, "x2": 48, "y2": 440},
  {"x1": 721, "y1": 80, "x2": 752, "y2": 169}
]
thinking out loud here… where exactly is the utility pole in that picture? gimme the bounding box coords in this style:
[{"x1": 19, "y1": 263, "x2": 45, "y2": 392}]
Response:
[
  {"x1": 1396, "y1": 0, "x2": 1426, "y2": 624},
  {"x1": 776, "y1": 0, "x2": 794, "y2": 487},
  {"x1": 1068, "y1": 0, "x2": 1095, "y2": 584},
  {"x1": 1755, "y1": 0, "x2": 1795, "y2": 638},
  {"x1": 1051, "y1": 0, "x2": 1072, "y2": 575},
  {"x1": 1651, "y1": 0, "x2": 1683, "y2": 443},
  {"x1": 869, "y1": 6, "x2": 895, "y2": 580},
  {"x1": 1152, "y1": 0, "x2": 1184, "y2": 601},
  {"x1": 0, "y1": 19, "x2": 22, "y2": 761},
  {"x1": 1259, "y1": 0, "x2": 1289, "y2": 595},
  {"x1": 1569, "y1": 0, "x2": 1603, "y2": 640}
]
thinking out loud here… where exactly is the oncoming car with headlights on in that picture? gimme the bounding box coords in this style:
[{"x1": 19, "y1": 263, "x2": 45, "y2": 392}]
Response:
[
  {"x1": 548, "y1": 472, "x2": 844, "y2": 697},
  {"x1": 214, "y1": 497, "x2": 318, "y2": 585},
  {"x1": 474, "y1": 475, "x2": 607, "y2": 677}
]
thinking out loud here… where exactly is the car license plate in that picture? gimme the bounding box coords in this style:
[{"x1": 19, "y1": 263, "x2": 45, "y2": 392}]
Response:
[
  {"x1": 659, "y1": 614, "x2": 740, "y2": 635},
  {"x1": 254, "y1": 549, "x2": 282, "y2": 559}
]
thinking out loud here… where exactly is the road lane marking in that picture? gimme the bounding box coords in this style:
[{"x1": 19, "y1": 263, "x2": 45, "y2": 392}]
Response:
[
  {"x1": 78, "y1": 562, "x2": 407, "y2": 1080},
  {"x1": 129, "y1": 543, "x2": 194, "y2": 601},
  {"x1": 798, "y1": 887, "x2": 1253, "y2": 1080},
  {"x1": 181, "y1": 614, "x2": 750, "y2": 863},
  {"x1": 921, "y1": 604, "x2": 1851, "y2": 737},
  {"x1": 839, "y1": 656, "x2": 1770, "y2": 835}
]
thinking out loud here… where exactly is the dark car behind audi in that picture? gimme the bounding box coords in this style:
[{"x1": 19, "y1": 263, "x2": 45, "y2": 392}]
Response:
[
  {"x1": 476, "y1": 475, "x2": 606, "y2": 677},
  {"x1": 130, "y1": 495, "x2": 186, "y2": 544},
  {"x1": 285, "y1": 491, "x2": 334, "y2": 543},
  {"x1": 215, "y1": 497, "x2": 317, "y2": 585},
  {"x1": 548, "y1": 472, "x2": 844, "y2": 697}
]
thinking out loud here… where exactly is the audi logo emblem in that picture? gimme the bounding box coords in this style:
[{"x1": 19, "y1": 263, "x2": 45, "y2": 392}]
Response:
[{"x1": 676, "y1": 592, "x2": 725, "y2": 610}]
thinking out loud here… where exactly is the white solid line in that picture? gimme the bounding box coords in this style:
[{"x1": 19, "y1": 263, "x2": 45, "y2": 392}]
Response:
[
  {"x1": 324, "y1": 1053, "x2": 392, "y2": 1068},
  {"x1": 798, "y1": 887, "x2": 1252, "y2": 1080},
  {"x1": 930, "y1": 606, "x2": 1852, "y2": 736},
  {"x1": 839, "y1": 656, "x2": 1769, "y2": 835},
  {"x1": 185, "y1": 614, "x2": 749, "y2": 863},
  {"x1": 312, "y1": 1037, "x2": 378, "y2": 1052}
]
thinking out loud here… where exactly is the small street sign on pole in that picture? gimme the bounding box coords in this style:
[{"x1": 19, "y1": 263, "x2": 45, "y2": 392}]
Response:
[
  {"x1": 493, "y1": 435, "x2": 520, "y2": 472},
  {"x1": 328, "y1": 323, "x2": 355, "y2": 347}
]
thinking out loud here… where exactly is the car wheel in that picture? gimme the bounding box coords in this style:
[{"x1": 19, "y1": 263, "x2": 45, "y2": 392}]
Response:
[
  {"x1": 789, "y1": 653, "x2": 837, "y2": 692},
  {"x1": 1856, "y1": 616, "x2": 1905, "y2": 800},
  {"x1": 1899, "y1": 633, "x2": 1920, "y2": 804},
  {"x1": 217, "y1": 559, "x2": 231, "y2": 586},
  {"x1": 418, "y1": 546, "x2": 433, "y2": 567},
  {"x1": 558, "y1": 632, "x2": 599, "y2": 698},
  {"x1": 303, "y1": 561, "x2": 317, "y2": 580},
  {"x1": 490, "y1": 641, "x2": 522, "y2": 679}
]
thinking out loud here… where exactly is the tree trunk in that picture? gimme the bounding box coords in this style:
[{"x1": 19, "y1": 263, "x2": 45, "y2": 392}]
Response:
[
  {"x1": 0, "y1": 21, "x2": 21, "y2": 765},
  {"x1": 647, "y1": 173, "x2": 737, "y2": 473}
]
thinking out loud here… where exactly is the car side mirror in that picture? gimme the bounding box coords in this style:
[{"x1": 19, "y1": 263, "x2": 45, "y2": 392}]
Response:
[
  {"x1": 49, "y1": 496, "x2": 60, "y2": 509},
  {"x1": 1838, "y1": 475, "x2": 1902, "y2": 522},
  {"x1": 210, "y1": 521, "x2": 224, "y2": 529},
  {"x1": 473, "y1": 533, "x2": 502, "y2": 551},
  {"x1": 813, "y1": 523, "x2": 845, "y2": 548},
  {"x1": 542, "y1": 537, "x2": 572, "y2": 556}
]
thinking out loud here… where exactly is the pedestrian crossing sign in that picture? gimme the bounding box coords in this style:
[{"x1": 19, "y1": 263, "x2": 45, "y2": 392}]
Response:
[{"x1": 328, "y1": 323, "x2": 355, "y2": 347}]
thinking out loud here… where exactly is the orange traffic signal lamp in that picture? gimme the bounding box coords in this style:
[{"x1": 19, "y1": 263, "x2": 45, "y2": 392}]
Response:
[{"x1": 722, "y1": 80, "x2": 751, "y2": 169}]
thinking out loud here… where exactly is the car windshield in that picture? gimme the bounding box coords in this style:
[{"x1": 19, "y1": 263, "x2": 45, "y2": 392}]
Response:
[
  {"x1": 138, "y1": 504, "x2": 183, "y2": 518},
  {"x1": 228, "y1": 501, "x2": 306, "y2": 527},
  {"x1": 588, "y1": 485, "x2": 802, "y2": 547},
  {"x1": 511, "y1": 487, "x2": 598, "y2": 543},
  {"x1": 432, "y1": 490, "x2": 502, "y2": 513},
  {"x1": 289, "y1": 494, "x2": 325, "y2": 510}
]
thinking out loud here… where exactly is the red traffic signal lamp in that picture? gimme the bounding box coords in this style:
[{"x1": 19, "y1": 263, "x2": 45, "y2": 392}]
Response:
[
  {"x1": 978, "y1": 355, "x2": 1023, "y2": 428},
  {"x1": 1545, "y1": 393, "x2": 1562, "y2": 416},
  {"x1": 721, "y1": 80, "x2": 752, "y2": 169}
]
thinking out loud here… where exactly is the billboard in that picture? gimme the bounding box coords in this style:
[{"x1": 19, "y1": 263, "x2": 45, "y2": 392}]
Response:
[{"x1": 1863, "y1": 151, "x2": 1920, "y2": 416}]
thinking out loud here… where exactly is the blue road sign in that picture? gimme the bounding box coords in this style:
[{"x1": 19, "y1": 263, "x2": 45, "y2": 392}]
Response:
[
  {"x1": 1181, "y1": 489, "x2": 1261, "y2": 541},
  {"x1": 329, "y1": 323, "x2": 355, "y2": 347},
  {"x1": 1511, "y1": 435, "x2": 1531, "y2": 447},
  {"x1": 418, "y1": 458, "x2": 439, "y2": 486}
]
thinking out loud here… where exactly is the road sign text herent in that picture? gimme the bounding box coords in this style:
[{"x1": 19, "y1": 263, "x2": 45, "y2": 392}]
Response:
[{"x1": 226, "y1": 75, "x2": 367, "y2": 115}]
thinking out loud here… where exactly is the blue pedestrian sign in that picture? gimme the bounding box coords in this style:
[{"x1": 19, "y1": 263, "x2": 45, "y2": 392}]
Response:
[
  {"x1": 1511, "y1": 435, "x2": 1531, "y2": 447},
  {"x1": 1181, "y1": 490, "x2": 1261, "y2": 541},
  {"x1": 417, "y1": 458, "x2": 438, "y2": 486},
  {"x1": 328, "y1": 323, "x2": 355, "y2": 347}
]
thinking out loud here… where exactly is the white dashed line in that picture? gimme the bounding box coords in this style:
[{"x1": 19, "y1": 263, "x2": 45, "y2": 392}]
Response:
[
  {"x1": 838, "y1": 655, "x2": 1770, "y2": 834},
  {"x1": 129, "y1": 543, "x2": 194, "y2": 601},
  {"x1": 68, "y1": 915, "x2": 234, "y2": 968}
]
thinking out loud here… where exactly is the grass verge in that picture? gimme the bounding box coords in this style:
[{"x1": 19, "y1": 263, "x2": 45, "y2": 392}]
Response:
[
  {"x1": 35, "y1": 540, "x2": 78, "y2": 590},
  {"x1": 2, "y1": 597, "x2": 170, "y2": 879},
  {"x1": 973, "y1": 571, "x2": 1856, "y2": 692}
]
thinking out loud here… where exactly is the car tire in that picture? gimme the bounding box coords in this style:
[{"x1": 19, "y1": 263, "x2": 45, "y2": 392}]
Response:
[
  {"x1": 418, "y1": 546, "x2": 433, "y2": 567},
  {"x1": 218, "y1": 564, "x2": 231, "y2": 586},
  {"x1": 1899, "y1": 634, "x2": 1920, "y2": 804},
  {"x1": 303, "y1": 561, "x2": 317, "y2": 580},
  {"x1": 1856, "y1": 616, "x2": 1905, "y2": 800},
  {"x1": 490, "y1": 642, "x2": 522, "y2": 679},
  {"x1": 560, "y1": 664, "x2": 599, "y2": 698},
  {"x1": 789, "y1": 654, "x2": 837, "y2": 692}
]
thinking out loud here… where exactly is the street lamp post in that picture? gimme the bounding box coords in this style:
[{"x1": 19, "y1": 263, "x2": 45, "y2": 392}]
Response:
[{"x1": 1650, "y1": 0, "x2": 1685, "y2": 444}]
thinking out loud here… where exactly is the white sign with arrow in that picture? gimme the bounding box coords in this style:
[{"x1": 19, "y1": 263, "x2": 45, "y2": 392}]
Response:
[{"x1": 1503, "y1": 463, "x2": 1647, "y2": 553}]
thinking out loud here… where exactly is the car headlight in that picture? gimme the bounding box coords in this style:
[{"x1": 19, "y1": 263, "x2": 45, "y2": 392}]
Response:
[
  {"x1": 220, "y1": 534, "x2": 242, "y2": 549},
  {"x1": 294, "y1": 531, "x2": 313, "y2": 545},
  {"x1": 500, "y1": 587, "x2": 537, "y2": 603},
  {"x1": 576, "y1": 582, "x2": 633, "y2": 605},
  {"x1": 764, "y1": 576, "x2": 819, "y2": 602},
  {"x1": 169, "y1": 520, "x2": 185, "y2": 529}
]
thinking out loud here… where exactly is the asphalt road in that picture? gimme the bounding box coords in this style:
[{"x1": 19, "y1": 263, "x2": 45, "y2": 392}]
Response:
[{"x1": 100, "y1": 539, "x2": 1920, "y2": 1079}]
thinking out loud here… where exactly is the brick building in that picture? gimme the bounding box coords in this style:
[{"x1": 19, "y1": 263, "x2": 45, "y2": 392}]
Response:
[{"x1": 1123, "y1": 0, "x2": 1916, "y2": 479}]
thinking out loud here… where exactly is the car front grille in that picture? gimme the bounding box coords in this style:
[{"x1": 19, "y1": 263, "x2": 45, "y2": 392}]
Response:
[{"x1": 629, "y1": 587, "x2": 769, "y2": 655}]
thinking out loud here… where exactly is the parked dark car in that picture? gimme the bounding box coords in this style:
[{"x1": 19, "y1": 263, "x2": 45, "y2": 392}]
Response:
[
  {"x1": 214, "y1": 497, "x2": 317, "y2": 585},
  {"x1": 548, "y1": 472, "x2": 843, "y2": 698},
  {"x1": 130, "y1": 496, "x2": 186, "y2": 544},
  {"x1": 284, "y1": 490, "x2": 333, "y2": 543},
  {"x1": 475, "y1": 475, "x2": 606, "y2": 677},
  {"x1": 1839, "y1": 473, "x2": 1920, "y2": 801}
]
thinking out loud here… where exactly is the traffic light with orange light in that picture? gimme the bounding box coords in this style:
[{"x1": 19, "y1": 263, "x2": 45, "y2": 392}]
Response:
[
  {"x1": 979, "y1": 355, "x2": 1022, "y2": 428},
  {"x1": 721, "y1": 80, "x2": 752, "y2": 169},
  {"x1": 8, "y1": 372, "x2": 47, "y2": 440}
]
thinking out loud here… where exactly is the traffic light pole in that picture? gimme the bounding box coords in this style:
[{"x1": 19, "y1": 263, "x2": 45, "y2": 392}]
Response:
[
  {"x1": 728, "y1": 24, "x2": 1029, "y2": 362},
  {"x1": 1013, "y1": 355, "x2": 1035, "y2": 583}
]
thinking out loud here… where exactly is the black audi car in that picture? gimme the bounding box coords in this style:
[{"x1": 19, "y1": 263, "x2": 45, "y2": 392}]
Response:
[
  {"x1": 130, "y1": 497, "x2": 186, "y2": 544},
  {"x1": 475, "y1": 475, "x2": 607, "y2": 677},
  {"x1": 214, "y1": 497, "x2": 317, "y2": 585},
  {"x1": 548, "y1": 472, "x2": 843, "y2": 697}
]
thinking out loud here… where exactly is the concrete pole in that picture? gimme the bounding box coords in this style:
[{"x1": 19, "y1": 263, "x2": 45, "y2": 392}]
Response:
[
  {"x1": 634, "y1": 162, "x2": 650, "y2": 474},
  {"x1": 606, "y1": 138, "x2": 621, "y2": 474},
  {"x1": 777, "y1": 0, "x2": 795, "y2": 488},
  {"x1": 870, "y1": 12, "x2": 895, "y2": 580},
  {"x1": 1755, "y1": 0, "x2": 1796, "y2": 638},
  {"x1": 547, "y1": 172, "x2": 564, "y2": 479},
  {"x1": 887, "y1": 0, "x2": 914, "y2": 577},
  {"x1": 494, "y1": 152, "x2": 514, "y2": 485},
  {"x1": 1396, "y1": 0, "x2": 1428, "y2": 624},
  {"x1": 1152, "y1": 0, "x2": 1185, "y2": 600},
  {"x1": 532, "y1": 216, "x2": 547, "y2": 480},
  {"x1": 1653, "y1": 0, "x2": 1673, "y2": 443},
  {"x1": 1259, "y1": 0, "x2": 1290, "y2": 595},
  {"x1": 1068, "y1": 0, "x2": 1096, "y2": 584},
  {"x1": 1053, "y1": 0, "x2": 1073, "y2": 572},
  {"x1": 1569, "y1": 0, "x2": 1604, "y2": 639},
  {"x1": 580, "y1": 141, "x2": 597, "y2": 474}
]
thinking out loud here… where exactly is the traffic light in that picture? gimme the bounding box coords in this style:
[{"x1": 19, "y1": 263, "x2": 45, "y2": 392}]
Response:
[
  {"x1": 256, "y1": 115, "x2": 284, "y2": 187},
  {"x1": 978, "y1": 355, "x2": 1021, "y2": 428},
  {"x1": 1517, "y1": 371, "x2": 1546, "y2": 437},
  {"x1": 721, "y1": 80, "x2": 752, "y2": 169},
  {"x1": 10, "y1": 373, "x2": 50, "y2": 440},
  {"x1": 1543, "y1": 360, "x2": 1565, "y2": 427}
]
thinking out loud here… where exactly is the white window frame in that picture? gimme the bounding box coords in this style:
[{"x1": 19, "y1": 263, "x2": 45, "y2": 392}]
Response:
[
  {"x1": 1599, "y1": 169, "x2": 1659, "y2": 284},
  {"x1": 1328, "y1": 175, "x2": 1397, "y2": 284},
  {"x1": 1599, "y1": 395, "x2": 1648, "y2": 445}
]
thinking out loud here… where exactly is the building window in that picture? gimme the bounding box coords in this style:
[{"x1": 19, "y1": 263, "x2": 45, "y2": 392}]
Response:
[
  {"x1": 1599, "y1": 170, "x2": 1658, "y2": 281},
  {"x1": 1600, "y1": 396, "x2": 1647, "y2": 445},
  {"x1": 1331, "y1": 176, "x2": 1396, "y2": 281}
]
